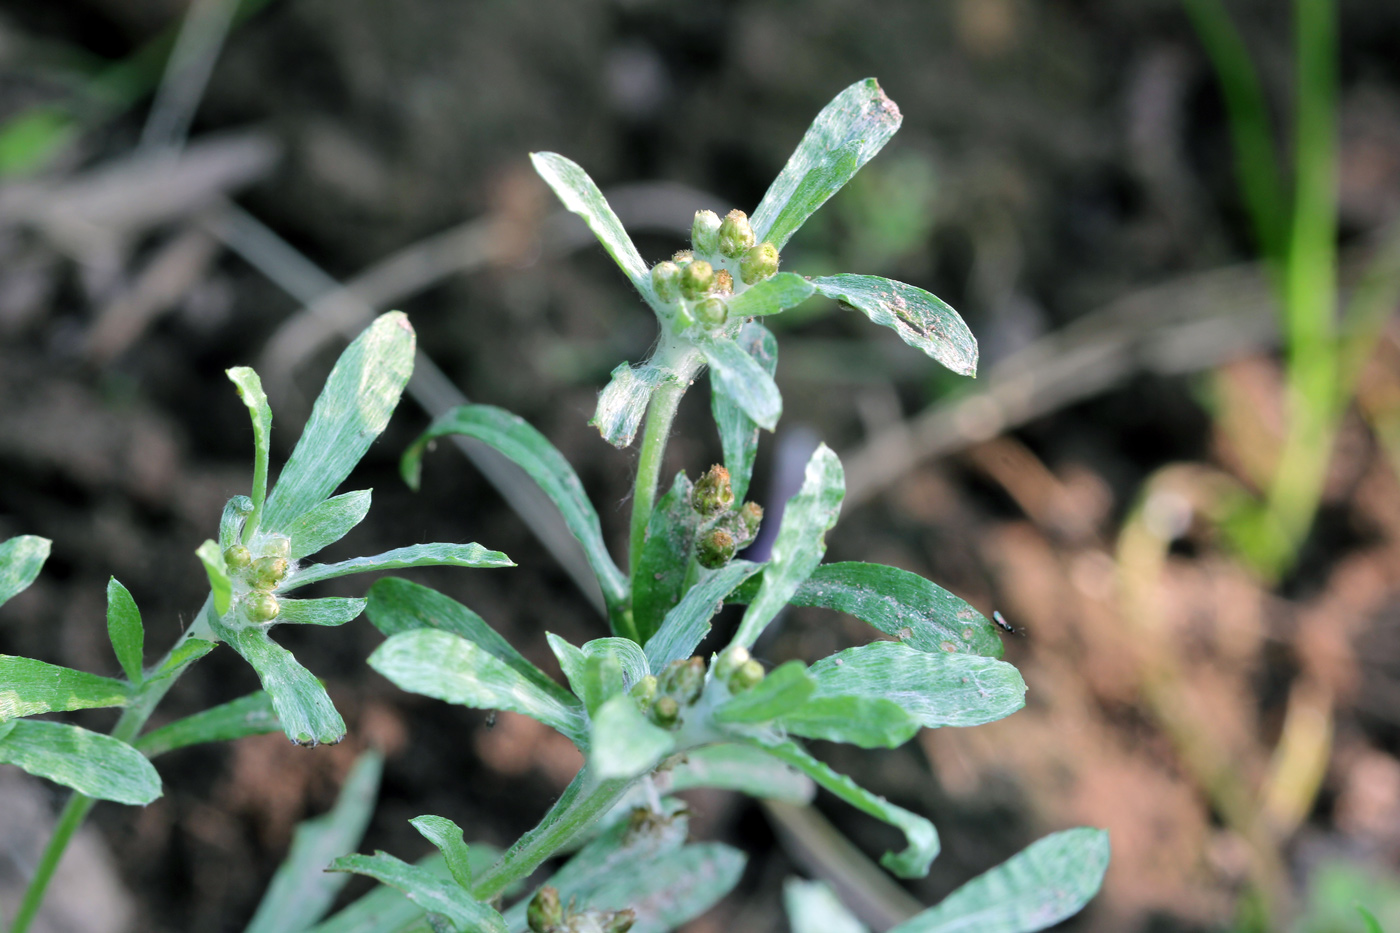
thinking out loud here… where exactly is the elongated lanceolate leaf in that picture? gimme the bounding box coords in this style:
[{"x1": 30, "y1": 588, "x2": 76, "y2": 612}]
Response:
[
  {"x1": 530, "y1": 152, "x2": 653, "y2": 302},
  {"x1": 401, "y1": 404, "x2": 625, "y2": 612},
  {"x1": 732, "y1": 445, "x2": 843, "y2": 649},
  {"x1": 780, "y1": 695, "x2": 918, "y2": 749},
  {"x1": 695, "y1": 333, "x2": 782, "y2": 431},
  {"x1": 245, "y1": 751, "x2": 384, "y2": 933},
  {"x1": 785, "y1": 879, "x2": 869, "y2": 933},
  {"x1": 308, "y1": 850, "x2": 501, "y2": 933},
  {"x1": 275, "y1": 597, "x2": 367, "y2": 627},
  {"x1": 0, "y1": 719, "x2": 161, "y2": 805},
  {"x1": 0, "y1": 655, "x2": 131, "y2": 721},
  {"x1": 759, "y1": 740, "x2": 939, "y2": 878},
  {"x1": 409, "y1": 815, "x2": 474, "y2": 890},
  {"x1": 663, "y1": 743, "x2": 815, "y2": 803},
  {"x1": 106, "y1": 577, "x2": 145, "y2": 683},
  {"x1": 727, "y1": 273, "x2": 815, "y2": 319},
  {"x1": 370, "y1": 629, "x2": 587, "y2": 747},
  {"x1": 368, "y1": 578, "x2": 577, "y2": 708},
  {"x1": 711, "y1": 322, "x2": 777, "y2": 502},
  {"x1": 137, "y1": 690, "x2": 279, "y2": 757},
  {"x1": 215, "y1": 621, "x2": 345, "y2": 746},
  {"x1": 589, "y1": 843, "x2": 746, "y2": 933},
  {"x1": 751, "y1": 78, "x2": 903, "y2": 250},
  {"x1": 590, "y1": 693, "x2": 675, "y2": 780},
  {"x1": 197, "y1": 539, "x2": 233, "y2": 615},
  {"x1": 591, "y1": 361, "x2": 672, "y2": 448},
  {"x1": 228, "y1": 366, "x2": 273, "y2": 532},
  {"x1": 632, "y1": 472, "x2": 699, "y2": 644},
  {"x1": 329, "y1": 852, "x2": 508, "y2": 933},
  {"x1": 812, "y1": 275, "x2": 977, "y2": 377},
  {"x1": 888, "y1": 828, "x2": 1110, "y2": 933},
  {"x1": 714, "y1": 661, "x2": 815, "y2": 724},
  {"x1": 0, "y1": 535, "x2": 49, "y2": 609},
  {"x1": 645, "y1": 560, "x2": 763, "y2": 670},
  {"x1": 284, "y1": 543, "x2": 513, "y2": 591},
  {"x1": 283, "y1": 489, "x2": 373, "y2": 560},
  {"x1": 729, "y1": 561, "x2": 1003, "y2": 658},
  {"x1": 807, "y1": 642, "x2": 1025, "y2": 729},
  {"x1": 261, "y1": 313, "x2": 415, "y2": 532}
]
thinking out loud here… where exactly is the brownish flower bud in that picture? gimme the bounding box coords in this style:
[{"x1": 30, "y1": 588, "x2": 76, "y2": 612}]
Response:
[
  {"x1": 691, "y1": 464, "x2": 735, "y2": 516},
  {"x1": 697, "y1": 527, "x2": 736, "y2": 569},
  {"x1": 527, "y1": 886, "x2": 563, "y2": 933}
]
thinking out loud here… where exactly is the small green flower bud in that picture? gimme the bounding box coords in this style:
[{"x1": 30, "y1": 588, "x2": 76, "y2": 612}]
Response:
[
  {"x1": 679, "y1": 260, "x2": 714, "y2": 300},
  {"x1": 713, "y1": 269, "x2": 734, "y2": 295},
  {"x1": 730, "y1": 658, "x2": 765, "y2": 692},
  {"x1": 739, "y1": 501, "x2": 764, "y2": 536},
  {"x1": 603, "y1": 909, "x2": 637, "y2": 933},
  {"x1": 527, "y1": 886, "x2": 563, "y2": 933},
  {"x1": 695, "y1": 297, "x2": 727, "y2": 327},
  {"x1": 692, "y1": 465, "x2": 734, "y2": 516},
  {"x1": 670, "y1": 656, "x2": 706, "y2": 704},
  {"x1": 264, "y1": 535, "x2": 291, "y2": 560},
  {"x1": 718, "y1": 209, "x2": 755, "y2": 258},
  {"x1": 243, "y1": 592, "x2": 280, "y2": 623},
  {"x1": 250, "y1": 556, "x2": 288, "y2": 589},
  {"x1": 652, "y1": 695, "x2": 680, "y2": 726},
  {"x1": 713, "y1": 645, "x2": 751, "y2": 681},
  {"x1": 672, "y1": 249, "x2": 694, "y2": 264},
  {"x1": 629, "y1": 674, "x2": 658, "y2": 707},
  {"x1": 740, "y1": 241, "x2": 780, "y2": 284},
  {"x1": 651, "y1": 261, "x2": 681, "y2": 302},
  {"x1": 224, "y1": 545, "x2": 252, "y2": 571},
  {"x1": 691, "y1": 210, "x2": 721, "y2": 256},
  {"x1": 697, "y1": 527, "x2": 736, "y2": 569}
]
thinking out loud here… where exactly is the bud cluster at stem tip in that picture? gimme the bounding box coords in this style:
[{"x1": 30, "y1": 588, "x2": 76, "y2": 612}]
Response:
[
  {"x1": 224, "y1": 533, "x2": 291, "y2": 624},
  {"x1": 649, "y1": 207, "x2": 779, "y2": 335}
]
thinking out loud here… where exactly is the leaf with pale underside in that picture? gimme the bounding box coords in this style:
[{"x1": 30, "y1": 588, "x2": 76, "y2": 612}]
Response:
[
  {"x1": 0, "y1": 535, "x2": 49, "y2": 609},
  {"x1": 275, "y1": 597, "x2": 366, "y2": 627},
  {"x1": 812, "y1": 274, "x2": 977, "y2": 377},
  {"x1": 785, "y1": 879, "x2": 869, "y2": 933},
  {"x1": 213, "y1": 620, "x2": 345, "y2": 747},
  {"x1": 409, "y1": 815, "x2": 475, "y2": 891},
  {"x1": 282, "y1": 489, "x2": 373, "y2": 560},
  {"x1": 587, "y1": 842, "x2": 746, "y2": 933},
  {"x1": 711, "y1": 322, "x2": 777, "y2": 502},
  {"x1": 0, "y1": 655, "x2": 131, "y2": 721},
  {"x1": 106, "y1": 577, "x2": 145, "y2": 683},
  {"x1": 591, "y1": 361, "x2": 674, "y2": 448},
  {"x1": 283, "y1": 543, "x2": 513, "y2": 591},
  {"x1": 644, "y1": 560, "x2": 763, "y2": 670},
  {"x1": 694, "y1": 332, "x2": 782, "y2": 432},
  {"x1": 137, "y1": 690, "x2": 279, "y2": 757},
  {"x1": 0, "y1": 719, "x2": 161, "y2": 805},
  {"x1": 633, "y1": 472, "x2": 699, "y2": 644},
  {"x1": 751, "y1": 78, "x2": 904, "y2": 250}
]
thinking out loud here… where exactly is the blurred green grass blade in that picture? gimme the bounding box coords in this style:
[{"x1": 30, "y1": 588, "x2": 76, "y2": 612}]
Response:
[
  {"x1": 283, "y1": 490, "x2": 373, "y2": 561},
  {"x1": 329, "y1": 852, "x2": 507, "y2": 933},
  {"x1": 726, "y1": 274, "x2": 815, "y2": 318},
  {"x1": 779, "y1": 696, "x2": 919, "y2": 749},
  {"x1": 711, "y1": 322, "x2": 778, "y2": 502},
  {"x1": 811, "y1": 275, "x2": 977, "y2": 377},
  {"x1": 732, "y1": 444, "x2": 844, "y2": 649},
  {"x1": 807, "y1": 642, "x2": 1026, "y2": 728},
  {"x1": 665, "y1": 743, "x2": 815, "y2": 804},
  {"x1": 400, "y1": 404, "x2": 625, "y2": 614},
  {"x1": 695, "y1": 333, "x2": 782, "y2": 431},
  {"x1": 591, "y1": 361, "x2": 674, "y2": 448},
  {"x1": 136, "y1": 690, "x2": 279, "y2": 757},
  {"x1": 0, "y1": 656, "x2": 132, "y2": 721},
  {"x1": 729, "y1": 561, "x2": 1003, "y2": 658},
  {"x1": 644, "y1": 560, "x2": 762, "y2": 670},
  {"x1": 283, "y1": 543, "x2": 513, "y2": 591},
  {"x1": 887, "y1": 828, "x2": 1109, "y2": 933},
  {"x1": 590, "y1": 693, "x2": 675, "y2": 780},
  {"x1": 409, "y1": 816, "x2": 474, "y2": 890},
  {"x1": 369, "y1": 629, "x2": 587, "y2": 747},
  {"x1": 228, "y1": 366, "x2": 273, "y2": 538},
  {"x1": 261, "y1": 313, "x2": 415, "y2": 533},
  {"x1": 215, "y1": 623, "x2": 346, "y2": 747},
  {"x1": 105, "y1": 578, "x2": 145, "y2": 683},
  {"x1": 245, "y1": 751, "x2": 384, "y2": 933},
  {"x1": 275, "y1": 597, "x2": 366, "y2": 627},
  {"x1": 714, "y1": 661, "x2": 815, "y2": 724},
  {"x1": 785, "y1": 879, "x2": 870, "y2": 933},
  {"x1": 0, "y1": 535, "x2": 51, "y2": 609},
  {"x1": 0, "y1": 719, "x2": 161, "y2": 805},
  {"x1": 0, "y1": 106, "x2": 78, "y2": 177},
  {"x1": 1356, "y1": 904, "x2": 1384, "y2": 933},
  {"x1": 633, "y1": 472, "x2": 699, "y2": 644},
  {"x1": 751, "y1": 78, "x2": 904, "y2": 250}
]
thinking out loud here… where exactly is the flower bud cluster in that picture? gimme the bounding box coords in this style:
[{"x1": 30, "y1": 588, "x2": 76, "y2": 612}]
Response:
[
  {"x1": 528, "y1": 886, "x2": 635, "y2": 933},
  {"x1": 645, "y1": 656, "x2": 707, "y2": 729},
  {"x1": 689, "y1": 465, "x2": 762, "y2": 570},
  {"x1": 649, "y1": 209, "x2": 780, "y2": 336},
  {"x1": 223, "y1": 534, "x2": 291, "y2": 624}
]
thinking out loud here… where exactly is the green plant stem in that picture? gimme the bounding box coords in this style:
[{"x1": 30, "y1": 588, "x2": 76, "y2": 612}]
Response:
[
  {"x1": 8, "y1": 602, "x2": 214, "y2": 933},
  {"x1": 629, "y1": 381, "x2": 687, "y2": 584}
]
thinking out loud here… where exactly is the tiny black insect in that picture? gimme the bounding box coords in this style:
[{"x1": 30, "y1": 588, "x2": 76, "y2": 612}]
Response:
[
  {"x1": 484, "y1": 711, "x2": 497, "y2": 728},
  {"x1": 993, "y1": 611, "x2": 1024, "y2": 636}
]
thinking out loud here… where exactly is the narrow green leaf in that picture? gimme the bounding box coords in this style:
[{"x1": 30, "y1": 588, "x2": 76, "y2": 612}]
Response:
[
  {"x1": 779, "y1": 695, "x2": 919, "y2": 748},
  {"x1": 727, "y1": 273, "x2": 815, "y2": 318},
  {"x1": 220, "y1": 496, "x2": 254, "y2": 549},
  {"x1": 785, "y1": 879, "x2": 869, "y2": 933},
  {"x1": 807, "y1": 642, "x2": 1025, "y2": 728},
  {"x1": 245, "y1": 751, "x2": 384, "y2": 933},
  {"x1": 214, "y1": 622, "x2": 345, "y2": 746},
  {"x1": 591, "y1": 361, "x2": 673, "y2": 448},
  {"x1": 196, "y1": 539, "x2": 233, "y2": 616},
  {"x1": 590, "y1": 693, "x2": 675, "y2": 780},
  {"x1": 329, "y1": 852, "x2": 507, "y2": 933},
  {"x1": 409, "y1": 815, "x2": 474, "y2": 890},
  {"x1": 530, "y1": 152, "x2": 654, "y2": 302},
  {"x1": 1356, "y1": 904, "x2": 1385, "y2": 933},
  {"x1": 0, "y1": 655, "x2": 132, "y2": 721},
  {"x1": 261, "y1": 312, "x2": 415, "y2": 533},
  {"x1": 645, "y1": 560, "x2": 763, "y2": 670},
  {"x1": 633, "y1": 472, "x2": 699, "y2": 644},
  {"x1": 228, "y1": 366, "x2": 273, "y2": 536},
  {"x1": 368, "y1": 578, "x2": 578, "y2": 707},
  {"x1": 400, "y1": 404, "x2": 625, "y2": 613},
  {"x1": 370, "y1": 629, "x2": 587, "y2": 747},
  {"x1": 0, "y1": 534, "x2": 50, "y2": 609},
  {"x1": 284, "y1": 543, "x2": 514, "y2": 591},
  {"x1": 549, "y1": 635, "x2": 649, "y2": 714},
  {"x1": 136, "y1": 691, "x2": 279, "y2": 757},
  {"x1": 712, "y1": 322, "x2": 778, "y2": 502},
  {"x1": 276, "y1": 597, "x2": 367, "y2": 627},
  {"x1": 695, "y1": 332, "x2": 782, "y2": 431},
  {"x1": 0, "y1": 719, "x2": 161, "y2": 805},
  {"x1": 146, "y1": 637, "x2": 218, "y2": 685},
  {"x1": 105, "y1": 577, "x2": 145, "y2": 683},
  {"x1": 811, "y1": 275, "x2": 977, "y2": 377},
  {"x1": 751, "y1": 78, "x2": 904, "y2": 250},
  {"x1": 888, "y1": 828, "x2": 1110, "y2": 933},
  {"x1": 664, "y1": 743, "x2": 815, "y2": 804},
  {"x1": 732, "y1": 445, "x2": 843, "y2": 649},
  {"x1": 588, "y1": 842, "x2": 746, "y2": 933},
  {"x1": 283, "y1": 489, "x2": 373, "y2": 560},
  {"x1": 730, "y1": 561, "x2": 1003, "y2": 658},
  {"x1": 758, "y1": 739, "x2": 939, "y2": 878},
  {"x1": 309, "y1": 851, "x2": 502, "y2": 933},
  {"x1": 714, "y1": 661, "x2": 815, "y2": 724}
]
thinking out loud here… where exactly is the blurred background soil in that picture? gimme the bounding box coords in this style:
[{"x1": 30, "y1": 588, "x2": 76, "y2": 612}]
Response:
[{"x1": 2, "y1": 1, "x2": 1400, "y2": 931}]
